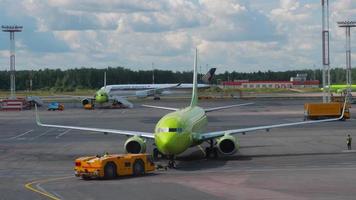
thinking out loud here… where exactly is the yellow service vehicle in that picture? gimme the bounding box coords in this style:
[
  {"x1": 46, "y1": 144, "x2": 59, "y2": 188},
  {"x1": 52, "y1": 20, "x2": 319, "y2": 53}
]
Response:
[{"x1": 74, "y1": 153, "x2": 155, "y2": 179}]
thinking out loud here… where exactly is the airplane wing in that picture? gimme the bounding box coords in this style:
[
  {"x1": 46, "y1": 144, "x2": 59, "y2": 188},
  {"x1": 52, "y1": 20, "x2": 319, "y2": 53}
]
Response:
[
  {"x1": 141, "y1": 83, "x2": 182, "y2": 96},
  {"x1": 35, "y1": 106, "x2": 154, "y2": 138},
  {"x1": 199, "y1": 101, "x2": 347, "y2": 141},
  {"x1": 142, "y1": 102, "x2": 253, "y2": 112},
  {"x1": 141, "y1": 104, "x2": 179, "y2": 111},
  {"x1": 204, "y1": 103, "x2": 254, "y2": 112}
]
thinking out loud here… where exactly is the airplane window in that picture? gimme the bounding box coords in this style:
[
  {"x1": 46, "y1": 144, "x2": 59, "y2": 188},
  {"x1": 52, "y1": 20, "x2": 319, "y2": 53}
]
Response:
[
  {"x1": 169, "y1": 128, "x2": 183, "y2": 133},
  {"x1": 157, "y1": 128, "x2": 182, "y2": 133},
  {"x1": 157, "y1": 128, "x2": 169, "y2": 133}
]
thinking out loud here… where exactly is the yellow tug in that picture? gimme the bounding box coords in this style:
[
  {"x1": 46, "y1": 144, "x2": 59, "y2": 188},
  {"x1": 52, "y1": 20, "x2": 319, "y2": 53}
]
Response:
[{"x1": 74, "y1": 153, "x2": 155, "y2": 179}]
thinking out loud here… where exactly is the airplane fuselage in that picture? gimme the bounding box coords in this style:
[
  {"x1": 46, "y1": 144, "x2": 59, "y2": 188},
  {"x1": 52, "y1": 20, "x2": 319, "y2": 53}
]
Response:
[
  {"x1": 154, "y1": 106, "x2": 207, "y2": 155},
  {"x1": 324, "y1": 85, "x2": 356, "y2": 93},
  {"x1": 95, "y1": 83, "x2": 211, "y2": 103}
]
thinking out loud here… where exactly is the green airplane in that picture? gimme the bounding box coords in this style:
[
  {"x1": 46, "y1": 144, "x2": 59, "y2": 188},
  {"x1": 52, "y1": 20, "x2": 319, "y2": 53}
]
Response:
[
  {"x1": 323, "y1": 85, "x2": 356, "y2": 93},
  {"x1": 36, "y1": 49, "x2": 346, "y2": 168}
]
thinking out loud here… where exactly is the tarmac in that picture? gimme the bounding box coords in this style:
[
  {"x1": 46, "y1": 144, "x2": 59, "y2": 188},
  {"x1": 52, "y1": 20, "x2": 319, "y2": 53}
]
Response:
[{"x1": 0, "y1": 98, "x2": 356, "y2": 200}]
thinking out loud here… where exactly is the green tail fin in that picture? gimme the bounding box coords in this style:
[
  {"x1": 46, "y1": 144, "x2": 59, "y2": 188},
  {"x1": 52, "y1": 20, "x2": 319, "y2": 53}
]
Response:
[{"x1": 190, "y1": 48, "x2": 198, "y2": 107}]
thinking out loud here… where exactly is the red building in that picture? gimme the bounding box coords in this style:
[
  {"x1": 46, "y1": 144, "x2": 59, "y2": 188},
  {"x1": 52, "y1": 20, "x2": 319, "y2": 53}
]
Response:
[{"x1": 222, "y1": 80, "x2": 320, "y2": 89}]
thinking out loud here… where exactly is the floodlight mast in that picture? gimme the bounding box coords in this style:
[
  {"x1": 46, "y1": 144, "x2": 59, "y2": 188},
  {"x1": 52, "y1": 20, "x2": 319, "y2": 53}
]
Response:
[
  {"x1": 337, "y1": 21, "x2": 356, "y2": 100},
  {"x1": 2, "y1": 25, "x2": 23, "y2": 99},
  {"x1": 321, "y1": 0, "x2": 331, "y2": 103}
]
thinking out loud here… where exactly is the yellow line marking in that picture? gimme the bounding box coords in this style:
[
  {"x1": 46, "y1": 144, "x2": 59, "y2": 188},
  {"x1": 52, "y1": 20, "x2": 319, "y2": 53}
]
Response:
[{"x1": 25, "y1": 176, "x2": 72, "y2": 200}]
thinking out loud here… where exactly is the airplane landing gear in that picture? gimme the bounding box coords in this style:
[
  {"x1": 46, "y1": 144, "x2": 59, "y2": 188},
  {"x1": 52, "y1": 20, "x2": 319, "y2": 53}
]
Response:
[
  {"x1": 205, "y1": 139, "x2": 218, "y2": 159},
  {"x1": 152, "y1": 148, "x2": 166, "y2": 161},
  {"x1": 168, "y1": 155, "x2": 176, "y2": 169},
  {"x1": 153, "y1": 148, "x2": 160, "y2": 161}
]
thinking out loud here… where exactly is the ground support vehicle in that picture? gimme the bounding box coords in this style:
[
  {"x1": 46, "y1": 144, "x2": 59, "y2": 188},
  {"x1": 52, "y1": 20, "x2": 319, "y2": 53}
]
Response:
[
  {"x1": 47, "y1": 102, "x2": 64, "y2": 111},
  {"x1": 304, "y1": 102, "x2": 350, "y2": 120},
  {"x1": 74, "y1": 153, "x2": 155, "y2": 179}
]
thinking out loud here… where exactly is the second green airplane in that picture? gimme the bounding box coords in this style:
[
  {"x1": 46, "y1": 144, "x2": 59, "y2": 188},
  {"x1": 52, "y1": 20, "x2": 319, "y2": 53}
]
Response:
[{"x1": 324, "y1": 85, "x2": 356, "y2": 93}]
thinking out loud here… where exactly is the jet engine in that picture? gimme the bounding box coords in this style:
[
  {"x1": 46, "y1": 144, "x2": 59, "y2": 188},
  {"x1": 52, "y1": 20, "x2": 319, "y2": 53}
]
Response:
[
  {"x1": 216, "y1": 135, "x2": 239, "y2": 155},
  {"x1": 135, "y1": 91, "x2": 149, "y2": 98},
  {"x1": 124, "y1": 136, "x2": 146, "y2": 154},
  {"x1": 82, "y1": 98, "x2": 91, "y2": 105}
]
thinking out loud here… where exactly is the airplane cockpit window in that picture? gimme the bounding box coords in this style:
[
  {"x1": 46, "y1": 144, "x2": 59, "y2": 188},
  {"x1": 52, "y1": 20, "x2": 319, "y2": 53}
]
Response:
[{"x1": 157, "y1": 128, "x2": 183, "y2": 133}]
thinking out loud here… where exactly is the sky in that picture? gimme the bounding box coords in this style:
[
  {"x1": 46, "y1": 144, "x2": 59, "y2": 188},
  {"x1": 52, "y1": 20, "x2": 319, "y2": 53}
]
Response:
[{"x1": 0, "y1": 0, "x2": 356, "y2": 72}]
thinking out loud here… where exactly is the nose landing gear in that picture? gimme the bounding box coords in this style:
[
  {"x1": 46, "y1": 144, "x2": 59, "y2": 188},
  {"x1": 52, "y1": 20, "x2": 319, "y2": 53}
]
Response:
[
  {"x1": 167, "y1": 155, "x2": 176, "y2": 169},
  {"x1": 152, "y1": 148, "x2": 176, "y2": 169}
]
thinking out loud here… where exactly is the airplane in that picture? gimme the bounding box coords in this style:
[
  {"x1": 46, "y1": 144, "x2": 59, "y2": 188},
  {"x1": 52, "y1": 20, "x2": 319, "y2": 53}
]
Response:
[
  {"x1": 36, "y1": 49, "x2": 347, "y2": 168},
  {"x1": 323, "y1": 85, "x2": 356, "y2": 93},
  {"x1": 82, "y1": 68, "x2": 217, "y2": 108}
]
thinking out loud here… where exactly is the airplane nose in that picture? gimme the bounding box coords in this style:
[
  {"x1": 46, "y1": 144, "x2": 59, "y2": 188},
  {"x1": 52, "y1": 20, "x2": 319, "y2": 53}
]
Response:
[
  {"x1": 155, "y1": 133, "x2": 177, "y2": 155},
  {"x1": 95, "y1": 94, "x2": 106, "y2": 103}
]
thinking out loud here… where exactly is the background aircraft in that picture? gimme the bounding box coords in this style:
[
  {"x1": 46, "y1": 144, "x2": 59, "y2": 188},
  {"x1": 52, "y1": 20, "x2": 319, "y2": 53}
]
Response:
[
  {"x1": 36, "y1": 49, "x2": 346, "y2": 168},
  {"x1": 324, "y1": 85, "x2": 356, "y2": 93},
  {"x1": 82, "y1": 68, "x2": 216, "y2": 108}
]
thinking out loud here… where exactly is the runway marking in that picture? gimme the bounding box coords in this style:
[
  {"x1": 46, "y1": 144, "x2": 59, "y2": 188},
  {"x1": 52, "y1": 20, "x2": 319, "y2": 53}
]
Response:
[
  {"x1": 342, "y1": 150, "x2": 356, "y2": 153},
  {"x1": 31, "y1": 129, "x2": 55, "y2": 140},
  {"x1": 55, "y1": 129, "x2": 71, "y2": 139},
  {"x1": 6, "y1": 129, "x2": 34, "y2": 140},
  {"x1": 25, "y1": 176, "x2": 72, "y2": 200}
]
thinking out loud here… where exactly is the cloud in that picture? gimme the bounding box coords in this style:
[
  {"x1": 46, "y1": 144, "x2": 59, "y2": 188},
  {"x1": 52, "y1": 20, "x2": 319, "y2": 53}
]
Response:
[
  {"x1": 1, "y1": 0, "x2": 356, "y2": 72},
  {"x1": 0, "y1": 0, "x2": 70, "y2": 53}
]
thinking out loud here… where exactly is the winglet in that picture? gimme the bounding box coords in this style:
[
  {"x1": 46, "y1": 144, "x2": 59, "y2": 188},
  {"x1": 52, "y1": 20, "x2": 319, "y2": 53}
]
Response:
[
  {"x1": 190, "y1": 48, "x2": 198, "y2": 107},
  {"x1": 338, "y1": 98, "x2": 348, "y2": 120},
  {"x1": 34, "y1": 104, "x2": 42, "y2": 125}
]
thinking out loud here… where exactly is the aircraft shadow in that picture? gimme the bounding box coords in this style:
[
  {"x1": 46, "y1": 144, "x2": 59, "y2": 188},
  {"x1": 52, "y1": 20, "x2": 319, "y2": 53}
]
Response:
[{"x1": 172, "y1": 149, "x2": 352, "y2": 171}]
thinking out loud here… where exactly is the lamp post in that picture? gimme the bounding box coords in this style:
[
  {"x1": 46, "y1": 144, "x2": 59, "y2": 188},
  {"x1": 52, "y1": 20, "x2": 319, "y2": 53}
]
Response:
[
  {"x1": 337, "y1": 21, "x2": 356, "y2": 100},
  {"x1": 2, "y1": 25, "x2": 23, "y2": 99},
  {"x1": 321, "y1": 0, "x2": 331, "y2": 103}
]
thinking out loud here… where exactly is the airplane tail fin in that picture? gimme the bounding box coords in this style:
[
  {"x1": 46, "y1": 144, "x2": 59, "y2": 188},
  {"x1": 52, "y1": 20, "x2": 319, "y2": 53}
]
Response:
[
  {"x1": 201, "y1": 68, "x2": 216, "y2": 84},
  {"x1": 190, "y1": 48, "x2": 198, "y2": 107}
]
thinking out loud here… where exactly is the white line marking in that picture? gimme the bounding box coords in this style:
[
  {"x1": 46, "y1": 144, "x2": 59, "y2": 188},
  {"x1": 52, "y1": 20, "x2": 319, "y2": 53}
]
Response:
[
  {"x1": 55, "y1": 129, "x2": 71, "y2": 139},
  {"x1": 36, "y1": 183, "x2": 61, "y2": 200},
  {"x1": 36, "y1": 183, "x2": 47, "y2": 193},
  {"x1": 6, "y1": 130, "x2": 34, "y2": 140},
  {"x1": 52, "y1": 191, "x2": 64, "y2": 199},
  {"x1": 342, "y1": 150, "x2": 356, "y2": 153},
  {"x1": 31, "y1": 129, "x2": 55, "y2": 140}
]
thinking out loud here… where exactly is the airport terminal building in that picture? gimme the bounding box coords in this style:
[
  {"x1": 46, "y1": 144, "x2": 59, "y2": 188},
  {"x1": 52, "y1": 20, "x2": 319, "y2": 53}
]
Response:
[{"x1": 222, "y1": 80, "x2": 320, "y2": 89}]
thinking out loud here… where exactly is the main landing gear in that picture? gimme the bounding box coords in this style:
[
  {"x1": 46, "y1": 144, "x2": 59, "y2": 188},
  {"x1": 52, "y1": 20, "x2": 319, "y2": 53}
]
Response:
[
  {"x1": 205, "y1": 139, "x2": 218, "y2": 158},
  {"x1": 153, "y1": 147, "x2": 176, "y2": 169}
]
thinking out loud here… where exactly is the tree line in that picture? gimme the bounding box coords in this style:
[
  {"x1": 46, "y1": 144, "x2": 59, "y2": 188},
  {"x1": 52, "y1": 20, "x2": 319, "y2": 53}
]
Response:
[{"x1": 0, "y1": 67, "x2": 355, "y2": 91}]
